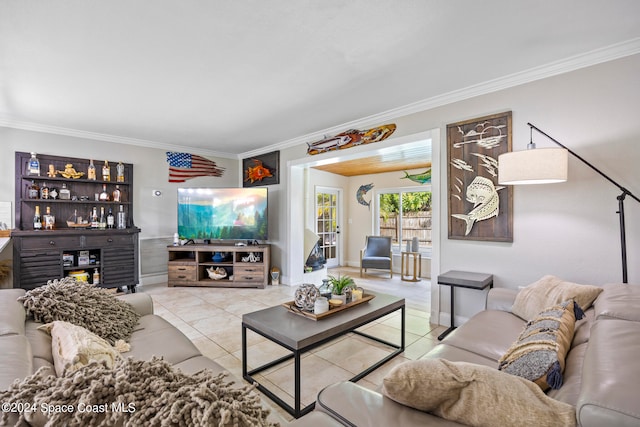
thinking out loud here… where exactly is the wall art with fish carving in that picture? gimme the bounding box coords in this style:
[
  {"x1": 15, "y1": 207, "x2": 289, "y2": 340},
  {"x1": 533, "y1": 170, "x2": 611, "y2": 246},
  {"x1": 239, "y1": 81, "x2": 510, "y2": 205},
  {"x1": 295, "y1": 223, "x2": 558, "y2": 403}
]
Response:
[
  {"x1": 446, "y1": 111, "x2": 513, "y2": 242},
  {"x1": 242, "y1": 150, "x2": 279, "y2": 187}
]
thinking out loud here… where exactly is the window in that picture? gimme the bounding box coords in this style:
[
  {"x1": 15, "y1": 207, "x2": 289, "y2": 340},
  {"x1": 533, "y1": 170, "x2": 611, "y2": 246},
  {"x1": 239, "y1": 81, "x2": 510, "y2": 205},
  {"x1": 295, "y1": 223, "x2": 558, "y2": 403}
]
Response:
[{"x1": 376, "y1": 188, "x2": 432, "y2": 254}]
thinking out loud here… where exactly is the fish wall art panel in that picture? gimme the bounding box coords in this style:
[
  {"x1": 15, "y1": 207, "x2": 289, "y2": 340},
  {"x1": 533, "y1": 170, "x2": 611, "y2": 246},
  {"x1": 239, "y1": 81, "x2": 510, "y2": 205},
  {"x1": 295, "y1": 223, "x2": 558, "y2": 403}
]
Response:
[
  {"x1": 446, "y1": 111, "x2": 513, "y2": 242},
  {"x1": 242, "y1": 150, "x2": 280, "y2": 187}
]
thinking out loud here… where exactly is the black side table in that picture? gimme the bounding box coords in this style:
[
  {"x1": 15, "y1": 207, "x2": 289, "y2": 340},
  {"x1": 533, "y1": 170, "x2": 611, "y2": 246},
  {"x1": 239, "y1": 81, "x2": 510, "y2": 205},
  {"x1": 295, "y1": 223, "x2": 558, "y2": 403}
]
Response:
[{"x1": 437, "y1": 270, "x2": 493, "y2": 340}]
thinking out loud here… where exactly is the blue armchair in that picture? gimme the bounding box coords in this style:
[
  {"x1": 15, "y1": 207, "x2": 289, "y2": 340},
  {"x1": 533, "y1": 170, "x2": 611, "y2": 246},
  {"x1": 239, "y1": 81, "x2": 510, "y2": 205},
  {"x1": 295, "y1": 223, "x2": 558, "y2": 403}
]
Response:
[{"x1": 360, "y1": 236, "x2": 393, "y2": 278}]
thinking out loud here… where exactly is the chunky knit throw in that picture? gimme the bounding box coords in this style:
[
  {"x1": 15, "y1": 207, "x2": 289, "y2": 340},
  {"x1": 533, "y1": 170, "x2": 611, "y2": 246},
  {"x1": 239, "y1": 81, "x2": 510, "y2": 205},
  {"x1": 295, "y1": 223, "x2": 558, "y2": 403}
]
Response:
[
  {"x1": 0, "y1": 357, "x2": 278, "y2": 427},
  {"x1": 18, "y1": 277, "x2": 140, "y2": 345}
]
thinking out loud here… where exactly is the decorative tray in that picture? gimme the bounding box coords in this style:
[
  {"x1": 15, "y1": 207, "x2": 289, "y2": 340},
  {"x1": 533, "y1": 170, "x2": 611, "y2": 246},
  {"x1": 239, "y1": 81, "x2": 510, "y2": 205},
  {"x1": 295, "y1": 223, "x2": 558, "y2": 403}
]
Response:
[
  {"x1": 282, "y1": 294, "x2": 375, "y2": 321},
  {"x1": 66, "y1": 221, "x2": 90, "y2": 228}
]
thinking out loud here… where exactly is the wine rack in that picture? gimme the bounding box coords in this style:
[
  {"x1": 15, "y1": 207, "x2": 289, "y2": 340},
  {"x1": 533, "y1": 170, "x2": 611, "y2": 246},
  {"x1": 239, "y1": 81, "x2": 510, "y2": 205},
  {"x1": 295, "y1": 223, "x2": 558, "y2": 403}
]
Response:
[{"x1": 13, "y1": 151, "x2": 140, "y2": 291}]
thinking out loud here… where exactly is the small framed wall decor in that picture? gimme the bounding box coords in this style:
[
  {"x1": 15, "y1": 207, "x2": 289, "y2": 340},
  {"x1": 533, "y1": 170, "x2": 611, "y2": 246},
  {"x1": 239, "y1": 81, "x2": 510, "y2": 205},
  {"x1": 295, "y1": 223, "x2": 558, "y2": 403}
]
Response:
[
  {"x1": 447, "y1": 111, "x2": 513, "y2": 242},
  {"x1": 243, "y1": 150, "x2": 280, "y2": 187}
]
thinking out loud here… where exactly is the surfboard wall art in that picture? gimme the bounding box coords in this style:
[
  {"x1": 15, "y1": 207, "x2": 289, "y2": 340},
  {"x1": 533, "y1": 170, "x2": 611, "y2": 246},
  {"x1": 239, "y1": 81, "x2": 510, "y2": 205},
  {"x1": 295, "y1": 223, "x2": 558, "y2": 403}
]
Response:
[{"x1": 306, "y1": 124, "x2": 396, "y2": 156}]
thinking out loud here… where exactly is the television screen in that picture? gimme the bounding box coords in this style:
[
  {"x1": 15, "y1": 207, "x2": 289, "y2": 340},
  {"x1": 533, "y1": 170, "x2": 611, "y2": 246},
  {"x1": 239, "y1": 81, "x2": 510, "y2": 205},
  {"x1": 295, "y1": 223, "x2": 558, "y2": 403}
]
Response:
[{"x1": 177, "y1": 187, "x2": 268, "y2": 241}]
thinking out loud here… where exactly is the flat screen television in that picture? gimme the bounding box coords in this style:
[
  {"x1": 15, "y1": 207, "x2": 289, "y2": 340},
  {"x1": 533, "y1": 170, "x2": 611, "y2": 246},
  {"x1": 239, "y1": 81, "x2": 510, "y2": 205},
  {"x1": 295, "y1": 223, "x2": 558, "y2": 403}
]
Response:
[{"x1": 177, "y1": 187, "x2": 268, "y2": 241}]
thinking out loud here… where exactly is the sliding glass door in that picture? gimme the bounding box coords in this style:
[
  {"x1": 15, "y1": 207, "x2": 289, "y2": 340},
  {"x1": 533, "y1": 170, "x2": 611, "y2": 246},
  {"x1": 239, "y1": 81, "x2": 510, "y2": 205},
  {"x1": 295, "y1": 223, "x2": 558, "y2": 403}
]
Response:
[{"x1": 376, "y1": 188, "x2": 432, "y2": 254}]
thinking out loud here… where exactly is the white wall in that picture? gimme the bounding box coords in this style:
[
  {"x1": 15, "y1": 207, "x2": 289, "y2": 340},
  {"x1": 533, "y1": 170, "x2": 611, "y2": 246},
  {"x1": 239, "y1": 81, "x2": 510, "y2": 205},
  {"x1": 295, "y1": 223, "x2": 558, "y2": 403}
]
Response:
[
  {"x1": 279, "y1": 54, "x2": 640, "y2": 324},
  {"x1": 0, "y1": 129, "x2": 239, "y2": 286},
  {"x1": 1, "y1": 54, "x2": 638, "y2": 325}
]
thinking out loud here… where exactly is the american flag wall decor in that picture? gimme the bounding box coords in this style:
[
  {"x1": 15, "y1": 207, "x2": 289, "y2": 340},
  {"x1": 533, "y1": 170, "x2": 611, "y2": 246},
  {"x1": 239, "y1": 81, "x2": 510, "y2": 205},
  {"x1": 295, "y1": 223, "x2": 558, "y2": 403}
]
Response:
[{"x1": 166, "y1": 152, "x2": 225, "y2": 182}]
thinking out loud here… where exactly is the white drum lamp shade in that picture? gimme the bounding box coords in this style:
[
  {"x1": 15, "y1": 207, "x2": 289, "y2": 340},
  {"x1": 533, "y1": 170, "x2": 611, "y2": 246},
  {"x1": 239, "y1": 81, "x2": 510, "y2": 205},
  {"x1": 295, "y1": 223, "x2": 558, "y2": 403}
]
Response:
[{"x1": 498, "y1": 148, "x2": 568, "y2": 185}]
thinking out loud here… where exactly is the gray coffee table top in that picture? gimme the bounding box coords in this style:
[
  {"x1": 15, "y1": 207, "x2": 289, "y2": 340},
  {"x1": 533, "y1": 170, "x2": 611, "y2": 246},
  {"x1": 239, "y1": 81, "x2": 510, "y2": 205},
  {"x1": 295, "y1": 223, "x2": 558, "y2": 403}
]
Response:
[{"x1": 242, "y1": 291, "x2": 404, "y2": 350}]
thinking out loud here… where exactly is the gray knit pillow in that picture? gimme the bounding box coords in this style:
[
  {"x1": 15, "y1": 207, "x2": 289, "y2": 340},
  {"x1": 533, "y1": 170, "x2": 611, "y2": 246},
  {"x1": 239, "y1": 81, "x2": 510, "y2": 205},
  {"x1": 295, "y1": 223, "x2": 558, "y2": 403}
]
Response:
[{"x1": 18, "y1": 277, "x2": 140, "y2": 345}]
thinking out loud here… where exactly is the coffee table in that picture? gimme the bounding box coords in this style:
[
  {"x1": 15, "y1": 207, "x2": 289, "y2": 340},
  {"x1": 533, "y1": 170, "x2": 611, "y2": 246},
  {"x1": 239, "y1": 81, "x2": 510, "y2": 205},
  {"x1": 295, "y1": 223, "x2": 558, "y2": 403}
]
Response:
[{"x1": 242, "y1": 291, "x2": 405, "y2": 418}]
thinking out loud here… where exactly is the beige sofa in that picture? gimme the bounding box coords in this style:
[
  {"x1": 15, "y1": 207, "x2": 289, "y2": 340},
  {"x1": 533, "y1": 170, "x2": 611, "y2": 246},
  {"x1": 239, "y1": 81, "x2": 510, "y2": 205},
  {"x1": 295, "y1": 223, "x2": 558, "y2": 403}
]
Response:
[
  {"x1": 0, "y1": 288, "x2": 348, "y2": 426},
  {"x1": 310, "y1": 283, "x2": 640, "y2": 426},
  {"x1": 5, "y1": 283, "x2": 639, "y2": 426}
]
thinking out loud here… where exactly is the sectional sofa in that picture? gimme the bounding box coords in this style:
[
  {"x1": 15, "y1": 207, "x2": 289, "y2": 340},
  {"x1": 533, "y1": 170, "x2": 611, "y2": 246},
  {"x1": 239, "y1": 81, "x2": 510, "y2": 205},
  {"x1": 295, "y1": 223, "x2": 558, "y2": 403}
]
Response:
[
  {"x1": 3, "y1": 279, "x2": 639, "y2": 426},
  {"x1": 310, "y1": 280, "x2": 640, "y2": 426}
]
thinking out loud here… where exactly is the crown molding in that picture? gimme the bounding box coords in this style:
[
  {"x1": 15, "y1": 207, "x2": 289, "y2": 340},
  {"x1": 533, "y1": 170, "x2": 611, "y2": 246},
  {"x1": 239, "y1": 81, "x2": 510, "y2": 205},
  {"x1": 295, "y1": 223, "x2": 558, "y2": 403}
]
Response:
[
  {"x1": 2, "y1": 38, "x2": 639, "y2": 160},
  {"x1": 0, "y1": 117, "x2": 237, "y2": 159},
  {"x1": 241, "y1": 37, "x2": 640, "y2": 157}
]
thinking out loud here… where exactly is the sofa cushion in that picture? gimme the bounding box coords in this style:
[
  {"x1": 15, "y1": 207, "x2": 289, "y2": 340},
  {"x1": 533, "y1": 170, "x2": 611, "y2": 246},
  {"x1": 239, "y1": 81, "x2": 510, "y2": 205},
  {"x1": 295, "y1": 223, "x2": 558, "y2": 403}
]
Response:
[
  {"x1": 441, "y1": 310, "x2": 525, "y2": 362},
  {"x1": 317, "y1": 381, "x2": 458, "y2": 426},
  {"x1": 511, "y1": 275, "x2": 602, "y2": 321},
  {"x1": 381, "y1": 359, "x2": 576, "y2": 427},
  {"x1": 288, "y1": 411, "x2": 350, "y2": 427},
  {"x1": 0, "y1": 335, "x2": 33, "y2": 391},
  {"x1": 421, "y1": 343, "x2": 498, "y2": 368},
  {"x1": 39, "y1": 321, "x2": 121, "y2": 376},
  {"x1": 572, "y1": 308, "x2": 594, "y2": 348},
  {"x1": 25, "y1": 321, "x2": 54, "y2": 364},
  {"x1": 0, "y1": 289, "x2": 27, "y2": 336},
  {"x1": 127, "y1": 315, "x2": 201, "y2": 364},
  {"x1": 577, "y1": 319, "x2": 640, "y2": 427},
  {"x1": 498, "y1": 299, "x2": 579, "y2": 390},
  {"x1": 547, "y1": 343, "x2": 588, "y2": 407},
  {"x1": 173, "y1": 355, "x2": 228, "y2": 376},
  {"x1": 594, "y1": 283, "x2": 640, "y2": 322}
]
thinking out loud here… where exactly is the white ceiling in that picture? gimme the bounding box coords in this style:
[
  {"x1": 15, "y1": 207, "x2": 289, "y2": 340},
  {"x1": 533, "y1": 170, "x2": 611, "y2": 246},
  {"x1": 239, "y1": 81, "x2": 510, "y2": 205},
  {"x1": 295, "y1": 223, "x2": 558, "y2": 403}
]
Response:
[{"x1": 1, "y1": 1, "x2": 640, "y2": 158}]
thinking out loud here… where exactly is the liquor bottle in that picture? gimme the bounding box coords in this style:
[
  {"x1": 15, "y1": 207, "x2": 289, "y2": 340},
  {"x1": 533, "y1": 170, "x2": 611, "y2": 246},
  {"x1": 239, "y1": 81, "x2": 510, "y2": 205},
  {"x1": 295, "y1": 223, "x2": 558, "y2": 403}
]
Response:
[
  {"x1": 106, "y1": 208, "x2": 115, "y2": 229},
  {"x1": 90, "y1": 207, "x2": 99, "y2": 229},
  {"x1": 59, "y1": 183, "x2": 71, "y2": 200},
  {"x1": 102, "y1": 161, "x2": 111, "y2": 181},
  {"x1": 28, "y1": 152, "x2": 40, "y2": 176},
  {"x1": 112, "y1": 185, "x2": 121, "y2": 202},
  {"x1": 87, "y1": 159, "x2": 97, "y2": 180},
  {"x1": 33, "y1": 206, "x2": 43, "y2": 230},
  {"x1": 27, "y1": 180, "x2": 40, "y2": 199},
  {"x1": 99, "y1": 184, "x2": 109, "y2": 201},
  {"x1": 40, "y1": 182, "x2": 50, "y2": 199},
  {"x1": 116, "y1": 161, "x2": 125, "y2": 182},
  {"x1": 93, "y1": 268, "x2": 100, "y2": 285},
  {"x1": 117, "y1": 205, "x2": 127, "y2": 229},
  {"x1": 98, "y1": 207, "x2": 107, "y2": 229},
  {"x1": 69, "y1": 209, "x2": 79, "y2": 225},
  {"x1": 44, "y1": 206, "x2": 55, "y2": 230}
]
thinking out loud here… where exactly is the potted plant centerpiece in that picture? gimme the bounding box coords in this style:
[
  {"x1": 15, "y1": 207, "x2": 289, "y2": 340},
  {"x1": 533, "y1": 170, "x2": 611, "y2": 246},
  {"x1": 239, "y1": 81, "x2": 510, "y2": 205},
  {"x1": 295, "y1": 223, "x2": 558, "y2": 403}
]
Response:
[{"x1": 328, "y1": 274, "x2": 355, "y2": 305}]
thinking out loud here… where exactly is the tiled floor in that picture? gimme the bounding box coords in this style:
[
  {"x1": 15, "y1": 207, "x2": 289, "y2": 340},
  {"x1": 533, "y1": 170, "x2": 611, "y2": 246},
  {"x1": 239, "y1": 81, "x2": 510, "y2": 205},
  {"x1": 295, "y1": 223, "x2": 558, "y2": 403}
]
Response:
[{"x1": 141, "y1": 267, "x2": 446, "y2": 422}]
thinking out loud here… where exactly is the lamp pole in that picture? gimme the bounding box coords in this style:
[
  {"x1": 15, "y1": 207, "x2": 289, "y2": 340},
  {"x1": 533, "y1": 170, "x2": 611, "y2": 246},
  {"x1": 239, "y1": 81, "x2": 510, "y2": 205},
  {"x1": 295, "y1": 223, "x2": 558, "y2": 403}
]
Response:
[{"x1": 528, "y1": 123, "x2": 639, "y2": 283}]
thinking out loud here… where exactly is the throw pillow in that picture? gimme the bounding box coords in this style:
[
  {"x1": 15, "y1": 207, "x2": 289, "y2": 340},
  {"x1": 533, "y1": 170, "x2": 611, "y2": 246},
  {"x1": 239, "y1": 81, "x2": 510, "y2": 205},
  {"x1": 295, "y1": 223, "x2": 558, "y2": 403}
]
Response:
[
  {"x1": 39, "y1": 321, "x2": 121, "y2": 377},
  {"x1": 511, "y1": 275, "x2": 602, "y2": 321},
  {"x1": 381, "y1": 359, "x2": 576, "y2": 427},
  {"x1": 499, "y1": 299, "x2": 582, "y2": 390},
  {"x1": 18, "y1": 277, "x2": 141, "y2": 344}
]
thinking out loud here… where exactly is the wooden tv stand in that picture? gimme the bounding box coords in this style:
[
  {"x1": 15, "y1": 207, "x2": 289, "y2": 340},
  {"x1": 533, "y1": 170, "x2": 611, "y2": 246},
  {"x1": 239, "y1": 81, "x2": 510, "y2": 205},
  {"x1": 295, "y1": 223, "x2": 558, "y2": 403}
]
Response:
[{"x1": 167, "y1": 244, "x2": 270, "y2": 289}]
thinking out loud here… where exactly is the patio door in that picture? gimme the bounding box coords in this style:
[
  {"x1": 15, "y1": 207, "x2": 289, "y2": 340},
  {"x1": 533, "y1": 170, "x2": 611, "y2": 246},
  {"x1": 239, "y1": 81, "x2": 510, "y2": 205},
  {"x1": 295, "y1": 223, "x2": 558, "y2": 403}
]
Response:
[{"x1": 315, "y1": 187, "x2": 341, "y2": 268}]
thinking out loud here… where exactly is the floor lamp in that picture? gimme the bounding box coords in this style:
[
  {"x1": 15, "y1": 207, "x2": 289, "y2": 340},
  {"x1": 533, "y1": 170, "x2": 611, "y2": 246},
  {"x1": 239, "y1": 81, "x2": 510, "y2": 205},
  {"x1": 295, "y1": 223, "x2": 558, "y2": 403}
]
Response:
[{"x1": 498, "y1": 122, "x2": 639, "y2": 283}]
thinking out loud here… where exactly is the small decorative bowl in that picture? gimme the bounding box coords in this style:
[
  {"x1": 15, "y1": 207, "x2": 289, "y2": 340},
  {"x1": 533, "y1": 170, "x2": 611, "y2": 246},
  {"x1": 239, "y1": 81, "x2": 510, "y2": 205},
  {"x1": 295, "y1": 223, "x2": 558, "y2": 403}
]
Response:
[
  {"x1": 207, "y1": 267, "x2": 227, "y2": 280},
  {"x1": 328, "y1": 299, "x2": 344, "y2": 309}
]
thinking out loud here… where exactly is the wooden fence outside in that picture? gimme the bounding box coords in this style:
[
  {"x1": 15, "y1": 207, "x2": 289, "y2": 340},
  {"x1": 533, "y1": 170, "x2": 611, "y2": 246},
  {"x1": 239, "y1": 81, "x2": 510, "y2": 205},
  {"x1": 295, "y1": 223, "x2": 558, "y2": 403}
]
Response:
[{"x1": 380, "y1": 211, "x2": 432, "y2": 246}]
